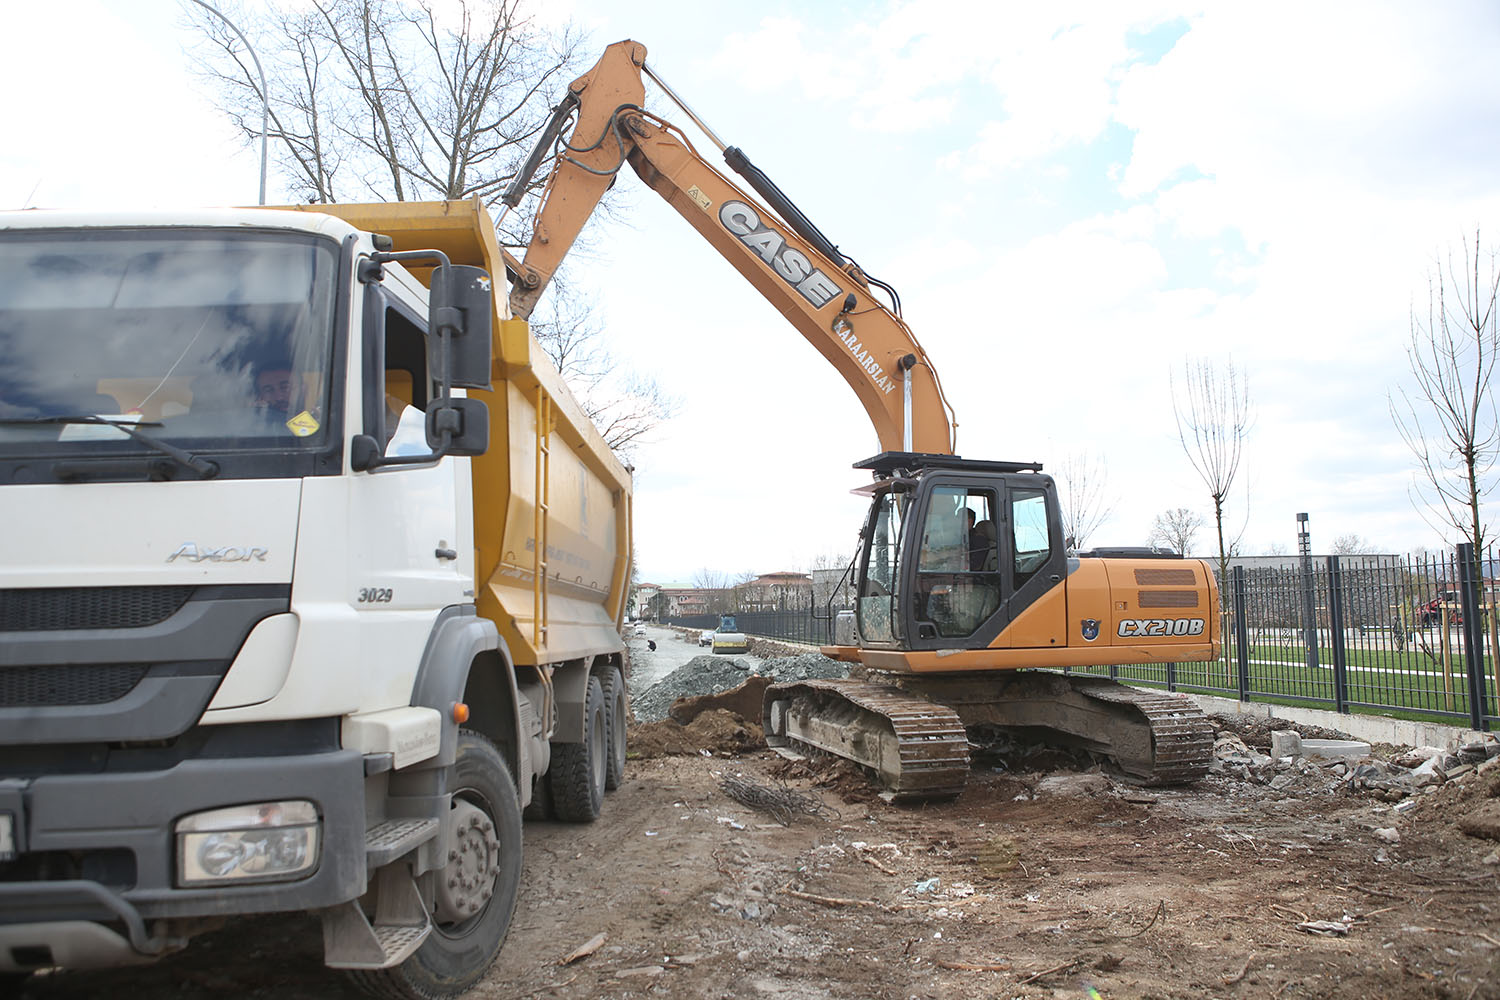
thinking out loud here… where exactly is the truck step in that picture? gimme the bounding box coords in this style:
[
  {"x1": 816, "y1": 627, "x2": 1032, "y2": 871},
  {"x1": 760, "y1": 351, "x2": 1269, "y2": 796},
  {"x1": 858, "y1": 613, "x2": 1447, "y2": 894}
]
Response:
[
  {"x1": 322, "y1": 898, "x2": 432, "y2": 969},
  {"x1": 364, "y1": 818, "x2": 440, "y2": 869}
]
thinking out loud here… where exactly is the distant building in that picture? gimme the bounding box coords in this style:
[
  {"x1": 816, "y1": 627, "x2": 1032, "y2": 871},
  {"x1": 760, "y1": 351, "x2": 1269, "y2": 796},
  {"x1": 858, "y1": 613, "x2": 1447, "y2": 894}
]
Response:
[
  {"x1": 631, "y1": 584, "x2": 663, "y2": 620},
  {"x1": 736, "y1": 571, "x2": 813, "y2": 612}
]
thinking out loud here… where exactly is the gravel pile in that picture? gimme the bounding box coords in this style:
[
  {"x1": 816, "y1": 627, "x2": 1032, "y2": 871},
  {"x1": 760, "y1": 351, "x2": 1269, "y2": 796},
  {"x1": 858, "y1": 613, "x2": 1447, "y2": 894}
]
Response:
[{"x1": 632, "y1": 653, "x2": 847, "y2": 723}]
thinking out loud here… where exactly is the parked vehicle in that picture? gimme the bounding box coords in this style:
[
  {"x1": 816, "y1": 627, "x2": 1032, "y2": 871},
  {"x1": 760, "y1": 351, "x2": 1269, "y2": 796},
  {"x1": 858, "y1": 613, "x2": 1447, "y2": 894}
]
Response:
[
  {"x1": 0, "y1": 198, "x2": 633, "y2": 997},
  {"x1": 1417, "y1": 592, "x2": 1462, "y2": 628}
]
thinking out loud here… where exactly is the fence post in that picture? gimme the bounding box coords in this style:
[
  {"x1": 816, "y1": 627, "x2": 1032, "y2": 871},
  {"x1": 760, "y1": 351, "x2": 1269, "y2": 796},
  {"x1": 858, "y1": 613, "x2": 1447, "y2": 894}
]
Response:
[
  {"x1": 1457, "y1": 542, "x2": 1490, "y2": 731},
  {"x1": 1327, "y1": 556, "x2": 1349, "y2": 714},
  {"x1": 1234, "y1": 565, "x2": 1250, "y2": 702},
  {"x1": 1166, "y1": 661, "x2": 1177, "y2": 693}
]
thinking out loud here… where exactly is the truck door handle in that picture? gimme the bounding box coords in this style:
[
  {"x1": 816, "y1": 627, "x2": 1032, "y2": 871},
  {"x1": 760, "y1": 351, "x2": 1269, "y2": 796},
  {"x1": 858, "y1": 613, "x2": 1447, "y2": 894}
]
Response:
[{"x1": 435, "y1": 548, "x2": 458, "y2": 560}]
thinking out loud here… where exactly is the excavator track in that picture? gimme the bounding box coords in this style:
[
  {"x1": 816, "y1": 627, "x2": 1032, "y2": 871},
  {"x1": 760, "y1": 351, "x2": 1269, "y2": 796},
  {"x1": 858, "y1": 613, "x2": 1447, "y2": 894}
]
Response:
[
  {"x1": 1069, "y1": 678, "x2": 1214, "y2": 785},
  {"x1": 890, "y1": 671, "x2": 1214, "y2": 787},
  {"x1": 763, "y1": 673, "x2": 1213, "y2": 800},
  {"x1": 762, "y1": 679, "x2": 970, "y2": 802}
]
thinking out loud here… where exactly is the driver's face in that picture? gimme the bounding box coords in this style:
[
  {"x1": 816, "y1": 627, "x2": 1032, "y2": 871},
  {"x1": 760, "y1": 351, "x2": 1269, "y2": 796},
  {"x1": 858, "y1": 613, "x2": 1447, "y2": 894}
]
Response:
[{"x1": 255, "y1": 369, "x2": 296, "y2": 414}]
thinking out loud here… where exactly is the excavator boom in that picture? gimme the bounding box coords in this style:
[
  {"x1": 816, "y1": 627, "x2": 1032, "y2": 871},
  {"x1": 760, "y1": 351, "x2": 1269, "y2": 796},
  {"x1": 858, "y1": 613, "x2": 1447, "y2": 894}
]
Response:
[{"x1": 506, "y1": 40, "x2": 953, "y2": 455}]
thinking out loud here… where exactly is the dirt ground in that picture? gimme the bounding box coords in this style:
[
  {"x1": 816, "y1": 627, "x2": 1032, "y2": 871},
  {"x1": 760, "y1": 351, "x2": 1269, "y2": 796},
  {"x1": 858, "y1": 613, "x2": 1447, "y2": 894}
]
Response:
[{"x1": 14, "y1": 709, "x2": 1500, "y2": 1000}]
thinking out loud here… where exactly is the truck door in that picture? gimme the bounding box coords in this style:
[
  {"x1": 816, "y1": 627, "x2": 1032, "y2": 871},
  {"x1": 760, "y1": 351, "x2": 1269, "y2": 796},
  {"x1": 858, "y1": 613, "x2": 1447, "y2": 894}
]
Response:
[{"x1": 346, "y1": 284, "x2": 470, "y2": 625}]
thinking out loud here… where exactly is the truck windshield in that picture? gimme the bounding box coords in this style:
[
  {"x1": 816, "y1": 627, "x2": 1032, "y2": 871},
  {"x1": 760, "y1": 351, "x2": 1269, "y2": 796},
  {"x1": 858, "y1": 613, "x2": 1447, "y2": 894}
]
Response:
[{"x1": 0, "y1": 229, "x2": 339, "y2": 478}]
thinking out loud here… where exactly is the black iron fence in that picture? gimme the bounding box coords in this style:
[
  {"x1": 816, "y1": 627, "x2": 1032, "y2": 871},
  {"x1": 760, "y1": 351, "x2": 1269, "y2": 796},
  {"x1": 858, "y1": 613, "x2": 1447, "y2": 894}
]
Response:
[
  {"x1": 1070, "y1": 543, "x2": 1497, "y2": 731},
  {"x1": 666, "y1": 543, "x2": 1499, "y2": 731},
  {"x1": 663, "y1": 609, "x2": 832, "y2": 646}
]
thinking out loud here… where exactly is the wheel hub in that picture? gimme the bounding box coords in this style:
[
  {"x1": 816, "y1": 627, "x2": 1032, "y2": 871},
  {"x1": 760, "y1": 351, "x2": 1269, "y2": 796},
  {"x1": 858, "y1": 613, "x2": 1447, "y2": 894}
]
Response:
[{"x1": 435, "y1": 799, "x2": 501, "y2": 924}]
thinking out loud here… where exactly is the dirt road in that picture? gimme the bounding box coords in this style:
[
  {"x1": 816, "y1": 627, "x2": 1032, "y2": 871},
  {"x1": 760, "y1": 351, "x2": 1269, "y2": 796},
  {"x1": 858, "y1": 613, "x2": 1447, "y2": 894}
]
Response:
[
  {"x1": 14, "y1": 711, "x2": 1500, "y2": 999},
  {"x1": 624, "y1": 624, "x2": 764, "y2": 691}
]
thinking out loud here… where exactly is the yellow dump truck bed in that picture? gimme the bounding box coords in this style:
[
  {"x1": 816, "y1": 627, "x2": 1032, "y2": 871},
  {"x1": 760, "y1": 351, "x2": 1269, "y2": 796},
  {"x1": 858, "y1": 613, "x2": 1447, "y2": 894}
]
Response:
[{"x1": 283, "y1": 198, "x2": 633, "y2": 666}]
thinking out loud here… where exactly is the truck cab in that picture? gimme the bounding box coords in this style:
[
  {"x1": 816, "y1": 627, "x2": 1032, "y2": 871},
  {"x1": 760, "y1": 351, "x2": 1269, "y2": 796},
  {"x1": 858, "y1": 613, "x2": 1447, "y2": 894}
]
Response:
[{"x1": 0, "y1": 202, "x2": 632, "y2": 998}]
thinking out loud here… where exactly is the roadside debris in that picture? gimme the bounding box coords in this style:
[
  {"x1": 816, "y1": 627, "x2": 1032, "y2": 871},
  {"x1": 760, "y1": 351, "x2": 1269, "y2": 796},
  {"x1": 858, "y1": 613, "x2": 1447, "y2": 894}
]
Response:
[
  {"x1": 718, "y1": 773, "x2": 837, "y2": 825},
  {"x1": 558, "y1": 933, "x2": 607, "y2": 965}
]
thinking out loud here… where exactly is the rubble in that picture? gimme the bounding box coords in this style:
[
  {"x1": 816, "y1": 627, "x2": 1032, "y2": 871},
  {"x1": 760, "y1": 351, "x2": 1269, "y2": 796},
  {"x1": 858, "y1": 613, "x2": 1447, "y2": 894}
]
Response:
[{"x1": 631, "y1": 653, "x2": 847, "y2": 723}]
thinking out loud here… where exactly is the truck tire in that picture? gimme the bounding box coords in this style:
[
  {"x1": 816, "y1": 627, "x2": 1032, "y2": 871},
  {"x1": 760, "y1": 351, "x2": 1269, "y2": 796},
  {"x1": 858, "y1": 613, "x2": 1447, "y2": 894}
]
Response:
[
  {"x1": 522, "y1": 768, "x2": 553, "y2": 822},
  {"x1": 347, "y1": 731, "x2": 522, "y2": 1000},
  {"x1": 600, "y1": 666, "x2": 627, "y2": 791},
  {"x1": 549, "y1": 675, "x2": 606, "y2": 821}
]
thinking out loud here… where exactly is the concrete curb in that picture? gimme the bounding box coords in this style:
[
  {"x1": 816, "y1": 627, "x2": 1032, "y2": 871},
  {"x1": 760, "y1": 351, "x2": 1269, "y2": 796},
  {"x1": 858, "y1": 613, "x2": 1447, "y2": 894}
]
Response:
[{"x1": 1188, "y1": 691, "x2": 1488, "y2": 750}]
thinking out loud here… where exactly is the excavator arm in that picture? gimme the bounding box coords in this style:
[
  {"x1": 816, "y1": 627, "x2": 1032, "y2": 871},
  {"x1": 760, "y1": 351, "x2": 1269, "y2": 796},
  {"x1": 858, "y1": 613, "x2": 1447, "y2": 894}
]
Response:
[{"x1": 504, "y1": 39, "x2": 955, "y2": 456}]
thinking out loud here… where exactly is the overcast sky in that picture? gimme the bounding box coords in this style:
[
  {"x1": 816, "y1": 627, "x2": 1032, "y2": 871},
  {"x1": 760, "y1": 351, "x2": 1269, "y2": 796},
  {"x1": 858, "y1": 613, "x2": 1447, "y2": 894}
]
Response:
[{"x1": 6, "y1": 1, "x2": 1500, "y2": 586}]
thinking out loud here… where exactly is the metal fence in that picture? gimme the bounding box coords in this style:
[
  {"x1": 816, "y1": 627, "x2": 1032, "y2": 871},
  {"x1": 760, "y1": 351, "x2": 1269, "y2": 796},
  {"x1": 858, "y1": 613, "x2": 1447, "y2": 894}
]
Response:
[
  {"x1": 669, "y1": 543, "x2": 1500, "y2": 731},
  {"x1": 663, "y1": 609, "x2": 831, "y2": 646},
  {"x1": 1065, "y1": 543, "x2": 1496, "y2": 731}
]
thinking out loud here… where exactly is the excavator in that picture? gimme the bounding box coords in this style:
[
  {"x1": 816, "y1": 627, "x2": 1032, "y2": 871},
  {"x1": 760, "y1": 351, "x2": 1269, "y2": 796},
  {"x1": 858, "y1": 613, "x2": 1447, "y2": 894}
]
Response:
[{"x1": 502, "y1": 40, "x2": 1217, "y2": 799}]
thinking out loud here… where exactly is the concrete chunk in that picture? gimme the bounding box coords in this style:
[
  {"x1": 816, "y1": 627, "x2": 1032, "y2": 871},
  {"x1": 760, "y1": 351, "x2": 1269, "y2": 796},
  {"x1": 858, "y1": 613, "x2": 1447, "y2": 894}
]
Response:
[
  {"x1": 1301, "y1": 739, "x2": 1371, "y2": 761},
  {"x1": 1271, "y1": 730, "x2": 1303, "y2": 758}
]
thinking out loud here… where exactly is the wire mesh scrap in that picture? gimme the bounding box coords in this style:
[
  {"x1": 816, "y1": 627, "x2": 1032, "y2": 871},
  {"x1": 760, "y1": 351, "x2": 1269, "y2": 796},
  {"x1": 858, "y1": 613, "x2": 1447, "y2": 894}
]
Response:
[{"x1": 718, "y1": 775, "x2": 838, "y2": 826}]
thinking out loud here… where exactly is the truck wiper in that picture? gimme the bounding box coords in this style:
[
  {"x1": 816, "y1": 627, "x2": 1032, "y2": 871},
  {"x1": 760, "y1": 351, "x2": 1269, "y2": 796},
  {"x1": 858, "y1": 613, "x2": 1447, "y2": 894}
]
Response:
[{"x1": 0, "y1": 415, "x2": 219, "y2": 479}]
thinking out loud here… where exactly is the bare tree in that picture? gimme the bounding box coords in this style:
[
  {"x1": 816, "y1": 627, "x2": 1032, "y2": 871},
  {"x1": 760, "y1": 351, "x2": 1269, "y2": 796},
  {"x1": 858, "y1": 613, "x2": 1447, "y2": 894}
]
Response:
[
  {"x1": 1172, "y1": 357, "x2": 1253, "y2": 597},
  {"x1": 1149, "y1": 508, "x2": 1204, "y2": 556},
  {"x1": 529, "y1": 284, "x2": 678, "y2": 456},
  {"x1": 1390, "y1": 229, "x2": 1500, "y2": 563},
  {"x1": 806, "y1": 551, "x2": 856, "y2": 609},
  {"x1": 187, "y1": 1, "x2": 677, "y2": 457},
  {"x1": 690, "y1": 568, "x2": 736, "y2": 615},
  {"x1": 1330, "y1": 533, "x2": 1378, "y2": 555},
  {"x1": 185, "y1": 0, "x2": 579, "y2": 213},
  {"x1": 1056, "y1": 450, "x2": 1117, "y2": 552}
]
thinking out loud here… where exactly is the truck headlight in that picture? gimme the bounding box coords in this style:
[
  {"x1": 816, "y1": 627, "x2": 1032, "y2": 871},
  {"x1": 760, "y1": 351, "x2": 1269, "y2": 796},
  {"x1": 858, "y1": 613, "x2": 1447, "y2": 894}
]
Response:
[{"x1": 175, "y1": 800, "x2": 321, "y2": 886}]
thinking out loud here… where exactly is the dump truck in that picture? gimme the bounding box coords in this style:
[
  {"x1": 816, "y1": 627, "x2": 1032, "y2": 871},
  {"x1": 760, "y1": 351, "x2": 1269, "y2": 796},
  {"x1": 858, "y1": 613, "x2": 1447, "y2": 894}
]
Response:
[{"x1": 0, "y1": 198, "x2": 631, "y2": 998}]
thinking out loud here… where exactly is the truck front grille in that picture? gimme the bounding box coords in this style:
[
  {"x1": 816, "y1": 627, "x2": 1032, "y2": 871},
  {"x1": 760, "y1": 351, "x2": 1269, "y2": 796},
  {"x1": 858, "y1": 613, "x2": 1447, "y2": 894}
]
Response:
[
  {"x1": 0, "y1": 664, "x2": 150, "y2": 707},
  {"x1": 0, "y1": 586, "x2": 195, "y2": 632}
]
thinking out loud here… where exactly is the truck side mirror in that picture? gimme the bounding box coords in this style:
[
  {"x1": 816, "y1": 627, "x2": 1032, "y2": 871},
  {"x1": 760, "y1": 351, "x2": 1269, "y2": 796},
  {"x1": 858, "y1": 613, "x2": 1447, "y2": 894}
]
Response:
[
  {"x1": 428, "y1": 264, "x2": 494, "y2": 391},
  {"x1": 426, "y1": 397, "x2": 489, "y2": 457}
]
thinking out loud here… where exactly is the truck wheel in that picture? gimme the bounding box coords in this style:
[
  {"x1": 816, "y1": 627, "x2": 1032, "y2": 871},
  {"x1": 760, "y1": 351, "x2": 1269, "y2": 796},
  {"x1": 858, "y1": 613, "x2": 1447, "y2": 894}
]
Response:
[
  {"x1": 549, "y1": 675, "x2": 606, "y2": 821},
  {"x1": 600, "y1": 666, "x2": 627, "y2": 791},
  {"x1": 348, "y1": 731, "x2": 522, "y2": 1000},
  {"x1": 522, "y1": 767, "x2": 553, "y2": 822}
]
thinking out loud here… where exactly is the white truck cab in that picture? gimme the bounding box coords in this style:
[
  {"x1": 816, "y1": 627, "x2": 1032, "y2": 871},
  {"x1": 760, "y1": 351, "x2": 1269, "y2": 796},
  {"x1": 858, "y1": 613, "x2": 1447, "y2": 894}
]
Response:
[{"x1": 0, "y1": 201, "x2": 632, "y2": 998}]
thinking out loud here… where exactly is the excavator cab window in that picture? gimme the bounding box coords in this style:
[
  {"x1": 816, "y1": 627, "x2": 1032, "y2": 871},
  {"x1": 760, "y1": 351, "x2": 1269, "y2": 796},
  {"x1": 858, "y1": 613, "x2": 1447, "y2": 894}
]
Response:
[
  {"x1": 856, "y1": 488, "x2": 909, "y2": 644},
  {"x1": 913, "y1": 486, "x2": 1001, "y2": 639},
  {"x1": 1011, "y1": 488, "x2": 1051, "y2": 589}
]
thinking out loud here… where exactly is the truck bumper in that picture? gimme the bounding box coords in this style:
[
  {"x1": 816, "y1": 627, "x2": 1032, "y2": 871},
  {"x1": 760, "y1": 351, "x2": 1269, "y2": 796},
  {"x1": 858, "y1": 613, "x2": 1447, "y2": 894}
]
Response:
[{"x1": 0, "y1": 745, "x2": 367, "y2": 971}]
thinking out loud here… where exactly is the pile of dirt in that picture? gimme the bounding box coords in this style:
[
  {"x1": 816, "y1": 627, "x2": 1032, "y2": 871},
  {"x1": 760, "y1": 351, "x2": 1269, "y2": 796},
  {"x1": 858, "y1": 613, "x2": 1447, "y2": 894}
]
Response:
[
  {"x1": 630, "y1": 652, "x2": 846, "y2": 723},
  {"x1": 1210, "y1": 711, "x2": 1353, "y2": 747},
  {"x1": 628, "y1": 708, "x2": 762, "y2": 758}
]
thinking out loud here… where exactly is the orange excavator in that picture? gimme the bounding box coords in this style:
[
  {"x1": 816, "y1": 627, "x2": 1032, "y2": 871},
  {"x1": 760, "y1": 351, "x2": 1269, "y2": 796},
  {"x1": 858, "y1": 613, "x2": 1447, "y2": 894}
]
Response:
[{"x1": 503, "y1": 40, "x2": 1217, "y2": 798}]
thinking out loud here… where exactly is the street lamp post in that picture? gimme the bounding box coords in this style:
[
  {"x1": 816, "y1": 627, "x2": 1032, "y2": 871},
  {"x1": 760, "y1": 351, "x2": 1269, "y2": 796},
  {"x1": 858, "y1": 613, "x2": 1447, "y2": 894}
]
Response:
[
  {"x1": 1297, "y1": 512, "x2": 1320, "y2": 671},
  {"x1": 189, "y1": 0, "x2": 268, "y2": 205}
]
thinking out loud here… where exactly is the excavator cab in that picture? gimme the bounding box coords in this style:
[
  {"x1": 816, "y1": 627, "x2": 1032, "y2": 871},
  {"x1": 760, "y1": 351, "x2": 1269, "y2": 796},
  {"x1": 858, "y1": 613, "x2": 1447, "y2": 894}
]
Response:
[{"x1": 853, "y1": 453, "x2": 1067, "y2": 652}]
